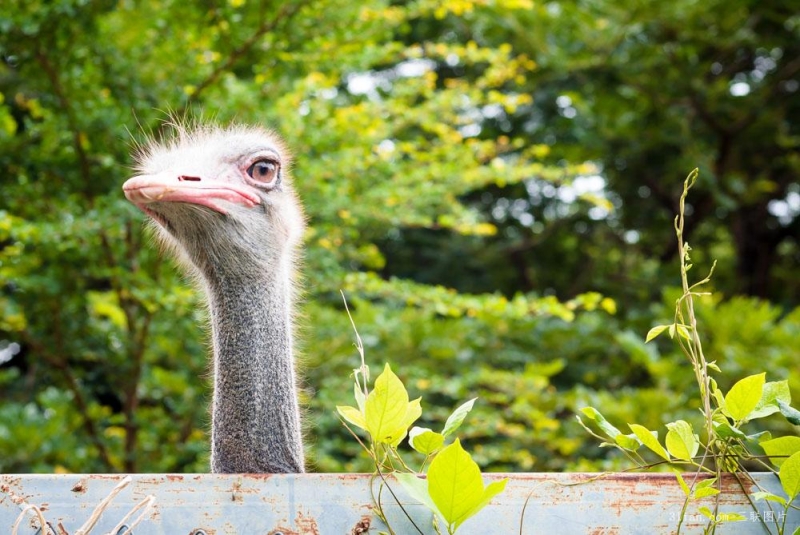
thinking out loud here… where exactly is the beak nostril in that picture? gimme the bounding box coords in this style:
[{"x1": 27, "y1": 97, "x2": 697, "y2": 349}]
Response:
[{"x1": 179, "y1": 175, "x2": 202, "y2": 182}]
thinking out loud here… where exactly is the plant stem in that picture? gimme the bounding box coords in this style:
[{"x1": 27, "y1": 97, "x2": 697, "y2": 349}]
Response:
[{"x1": 674, "y1": 169, "x2": 716, "y2": 461}]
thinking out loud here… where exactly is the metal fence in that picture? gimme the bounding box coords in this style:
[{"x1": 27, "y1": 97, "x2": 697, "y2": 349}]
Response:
[{"x1": 2, "y1": 473, "x2": 797, "y2": 534}]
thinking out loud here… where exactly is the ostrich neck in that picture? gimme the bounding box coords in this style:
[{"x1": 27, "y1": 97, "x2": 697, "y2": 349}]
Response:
[{"x1": 204, "y1": 266, "x2": 304, "y2": 473}]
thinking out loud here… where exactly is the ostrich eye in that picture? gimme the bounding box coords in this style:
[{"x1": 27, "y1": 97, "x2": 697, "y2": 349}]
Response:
[{"x1": 246, "y1": 159, "x2": 279, "y2": 184}]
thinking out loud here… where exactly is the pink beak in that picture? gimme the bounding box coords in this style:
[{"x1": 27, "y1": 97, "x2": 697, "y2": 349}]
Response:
[{"x1": 122, "y1": 172, "x2": 261, "y2": 215}]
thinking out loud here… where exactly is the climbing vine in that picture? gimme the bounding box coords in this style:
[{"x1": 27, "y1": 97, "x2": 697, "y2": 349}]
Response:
[
  {"x1": 578, "y1": 171, "x2": 800, "y2": 534},
  {"x1": 337, "y1": 296, "x2": 507, "y2": 535}
]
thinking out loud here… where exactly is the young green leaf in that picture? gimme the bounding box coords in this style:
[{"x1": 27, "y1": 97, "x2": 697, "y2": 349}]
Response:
[
  {"x1": 579, "y1": 407, "x2": 621, "y2": 439},
  {"x1": 751, "y1": 491, "x2": 787, "y2": 506},
  {"x1": 674, "y1": 324, "x2": 691, "y2": 341},
  {"x1": 693, "y1": 486, "x2": 720, "y2": 499},
  {"x1": 665, "y1": 420, "x2": 699, "y2": 462},
  {"x1": 713, "y1": 421, "x2": 747, "y2": 441},
  {"x1": 614, "y1": 433, "x2": 640, "y2": 452},
  {"x1": 780, "y1": 451, "x2": 800, "y2": 502},
  {"x1": 460, "y1": 479, "x2": 508, "y2": 529},
  {"x1": 389, "y1": 397, "x2": 423, "y2": 448},
  {"x1": 337, "y1": 405, "x2": 367, "y2": 431},
  {"x1": 691, "y1": 478, "x2": 720, "y2": 500},
  {"x1": 442, "y1": 397, "x2": 477, "y2": 437},
  {"x1": 698, "y1": 506, "x2": 714, "y2": 521},
  {"x1": 760, "y1": 436, "x2": 800, "y2": 468},
  {"x1": 717, "y1": 512, "x2": 746, "y2": 523},
  {"x1": 645, "y1": 324, "x2": 670, "y2": 343},
  {"x1": 749, "y1": 380, "x2": 791, "y2": 420},
  {"x1": 724, "y1": 373, "x2": 766, "y2": 422},
  {"x1": 363, "y1": 364, "x2": 422, "y2": 445},
  {"x1": 427, "y1": 439, "x2": 507, "y2": 532},
  {"x1": 630, "y1": 424, "x2": 670, "y2": 462},
  {"x1": 675, "y1": 471, "x2": 690, "y2": 497},
  {"x1": 409, "y1": 427, "x2": 445, "y2": 455},
  {"x1": 354, "y1": 381, "x2": 366, "y2": 414},
  {"x1": 695, "y1": 477, "x2": 716, "y2": 490}
]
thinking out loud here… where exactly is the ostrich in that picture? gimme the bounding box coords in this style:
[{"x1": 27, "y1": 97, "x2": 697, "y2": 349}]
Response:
[{"x1": 122, "y1": 123, "x2": 305, "y2": 473}]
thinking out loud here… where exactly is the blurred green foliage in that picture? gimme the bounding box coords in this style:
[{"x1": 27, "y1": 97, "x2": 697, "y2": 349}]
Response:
[{"x1": 0, "y1": 0, "x2": 797, "y2": 473}]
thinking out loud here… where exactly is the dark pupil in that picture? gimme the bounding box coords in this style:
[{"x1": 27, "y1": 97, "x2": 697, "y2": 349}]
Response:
[{"x1": 256, "y1": 162, "x2": 270, "y2": 176}]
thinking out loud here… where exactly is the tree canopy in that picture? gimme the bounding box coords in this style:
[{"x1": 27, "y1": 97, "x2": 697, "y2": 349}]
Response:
[{"x1": 1, "y1": 0, "x2": 798, "y2": 473}]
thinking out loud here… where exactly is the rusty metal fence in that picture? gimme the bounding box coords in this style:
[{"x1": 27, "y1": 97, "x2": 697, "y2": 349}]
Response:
[{"x1": 2, "y1": 473, "x2": 797, "y2": 534}]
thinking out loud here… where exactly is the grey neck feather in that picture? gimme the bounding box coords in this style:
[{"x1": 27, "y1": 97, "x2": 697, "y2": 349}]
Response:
[{"x1": 204, "y1": 265, "x2": 304, "y2": 473}]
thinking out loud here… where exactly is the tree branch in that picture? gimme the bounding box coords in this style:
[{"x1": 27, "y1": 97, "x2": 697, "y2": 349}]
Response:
[
  {"x1": 99, "y1": 230, "x2": 155, "y2": 472},
  {"x1": 184, "y1": 0, "x2": 310, "y2": 108}
]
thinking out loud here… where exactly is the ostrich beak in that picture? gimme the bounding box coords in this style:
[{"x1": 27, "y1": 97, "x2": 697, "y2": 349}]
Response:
[{"x1": 122, "y1": 172, "x2": 261, "y2": 215}]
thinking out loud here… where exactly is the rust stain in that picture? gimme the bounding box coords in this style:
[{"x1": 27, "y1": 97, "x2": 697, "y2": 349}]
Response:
[
  {"x1": 267, "y1": 511, "x2": 320, "y2": 535},
  {"x1": 71, "y1": 481, "x2": 86, "y2": 493},
  {"x1": 589, "y1": 528, "x2": 619, "y2": 535},
  {"x1": 167, "y1": 474, "x2": 184, "y2": 482},
  {"x1": 247, "y1": 473, "x2": 274, "y2": 482},
  {"x1": 351, "y1": 515, "x2": 371, "y2": 534},
  {"x1": 231, "y1": 479, "x2": 243, "y2": 502},
  {"x1": 336, "y1": 473, "x2": 368, "y2": 482},
  {"x1": 1, "y1": 484, "x2": 27, "y2": 506},
  {"x1": 294, "y1": 511, "x2": 320, "y2": 535}
]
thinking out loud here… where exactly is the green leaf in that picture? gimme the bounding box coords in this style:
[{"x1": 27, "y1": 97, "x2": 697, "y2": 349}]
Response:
[
  {"x1": 614, "y1": 433, "x2": 640, "y2": 451},
  {"x1": 364, "y1": 364, "x2": 420, "y2": 445},
  {"x1": 427, "y1": 439, "x2": 505, "y2": 532},
  {"x1": 665, "y1": 420, "x2": 699, "y2": 462},
  {"x1": 698, "y1": 506, "x2": 714, "y2": 520},
  {"x1": 675, "y1": 471, "x2": 690, "y2": 497},
  {"x1": 713, "y1": 421, "x2": 747, "y2": 441},
  {"x1": 579, "y1": 407, "x2": 621, "y2": 439},
  {"x1": 394, "y1": 472, "x2": 441, "y2": 517},
  {"x1": 749, "y1": 380, "x2": 791, "y2": 420},
  {"x1": 389, "y1": 397, "x2": 423, "y2": 448},
  {"x1": 724, "y1": 373, "x2": 766, "y2": 422},
  {"x1": 751, "y1": 491, "x2": 787, "y2": 506},
  {"x1": 674, "y1": 324, "x2": 691, "y2": 341},
  {"x1": 354, "y1": 382, "x2": 366, "y2": 414},
  {"x1": 337, "y1": 405, "x2": 367, "y2": 430},
  {"x1": 442, "y1": 397, "x2": 477, "y2": 437},
  {"x1": 695, "y1": 477, "x2": 717, "y2": 490},
  {"x1": 779, "y1": 400, "x2": 800, "y2": 425},
  {"x1": 461, "y1": 479, "x2": 508, "y2": 527},
  {"x1": 645, "y1": 324, "x2": 669, "y2": 343},
  {"x1": 630, "y1": 424, "x2": 670, "y2": 462},
  {"x1": 761, "y1": 436, "x2": 800, "y2": 468},
  {"x1": 409, "y1": 427, "x2": 445, "y2": 455},
  {"x1": 780, "y1": 451, "x2": 800, "y2": 501},
  {"x1": 694, "y1": 486, "x2": 719, "y2": 499}
]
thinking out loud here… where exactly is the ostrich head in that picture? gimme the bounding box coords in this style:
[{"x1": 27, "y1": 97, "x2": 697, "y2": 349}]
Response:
[
  {"x1": 123, "y1": 122, "x2": 306, "y2": 473},
  {"x1": 124, "y1": 123, "x2": 305, "y2": 282}
]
